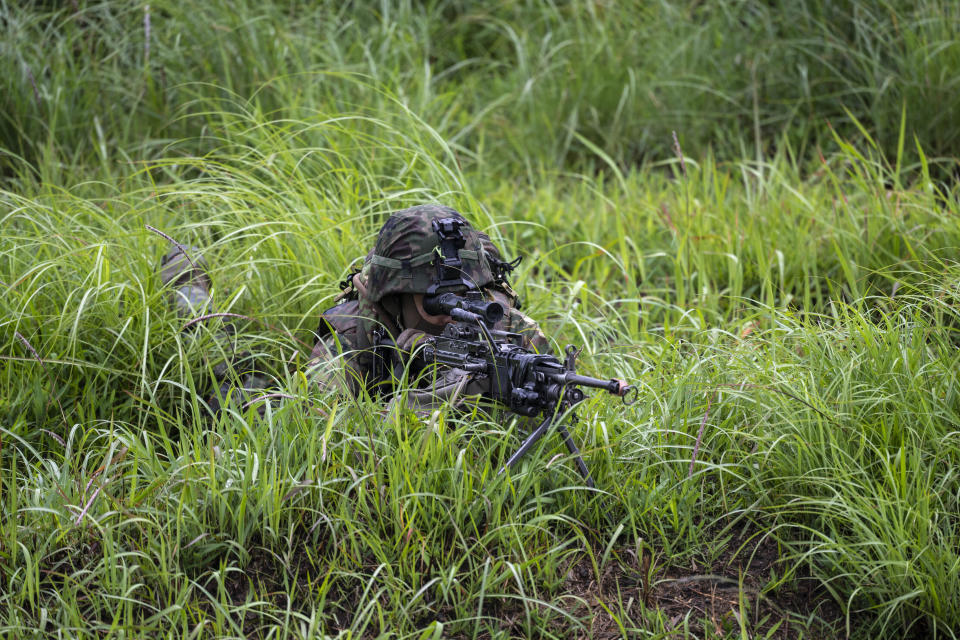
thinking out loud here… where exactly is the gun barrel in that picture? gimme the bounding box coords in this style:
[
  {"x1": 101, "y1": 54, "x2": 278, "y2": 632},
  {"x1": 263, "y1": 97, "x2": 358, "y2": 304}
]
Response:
[{"x1": 558, "y1": 372, "x2": 638, "y2": 404}]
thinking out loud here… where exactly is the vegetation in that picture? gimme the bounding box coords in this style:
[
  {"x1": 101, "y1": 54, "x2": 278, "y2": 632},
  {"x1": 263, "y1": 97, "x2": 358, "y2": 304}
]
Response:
[{"x1": 2, "y1": 1, "x2": 959, "y2": 638}]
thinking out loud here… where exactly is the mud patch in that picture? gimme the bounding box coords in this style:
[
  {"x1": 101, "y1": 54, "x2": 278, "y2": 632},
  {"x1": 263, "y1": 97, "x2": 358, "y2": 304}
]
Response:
[
  {"x1": 186, "y1": 527, "x2": 845, "y2": 638},
  {"x1": 562, "y1": 531, "x2": 844, "y2": 639}
]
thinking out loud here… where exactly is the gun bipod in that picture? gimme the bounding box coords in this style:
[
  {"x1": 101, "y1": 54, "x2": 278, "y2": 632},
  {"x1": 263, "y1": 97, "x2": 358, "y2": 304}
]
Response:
[{"x1": 500, "y1": 414, "x2": 596, "y2": 488}]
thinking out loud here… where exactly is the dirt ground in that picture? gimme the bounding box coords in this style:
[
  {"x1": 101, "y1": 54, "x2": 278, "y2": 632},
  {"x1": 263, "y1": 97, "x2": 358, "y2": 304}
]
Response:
[
  {"x1": 212, "y1": 524, "x2": 845, "y2": 639},
  {"x1": 561, "y1": 530, "x2": 845, "y2": 639}
]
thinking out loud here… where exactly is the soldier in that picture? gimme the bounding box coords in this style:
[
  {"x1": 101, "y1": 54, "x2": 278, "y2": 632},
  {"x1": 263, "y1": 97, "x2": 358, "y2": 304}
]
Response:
[{"x1": 160, "y1": 204, "x2": 549, "y2": 412}]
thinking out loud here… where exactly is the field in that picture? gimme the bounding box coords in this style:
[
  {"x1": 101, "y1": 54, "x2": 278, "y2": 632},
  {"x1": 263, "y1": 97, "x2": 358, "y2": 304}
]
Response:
[{"x1": 2, "y1": 1, "x2": 960, "y2": 638}]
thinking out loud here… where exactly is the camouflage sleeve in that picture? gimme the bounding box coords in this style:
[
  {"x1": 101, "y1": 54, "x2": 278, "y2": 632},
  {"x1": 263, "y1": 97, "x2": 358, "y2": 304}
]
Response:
[
  {"x1": 487, "y1": 289, "x2": 552, "y2": 354},
  {"x1": 306, "y1": 299, "x2": 375, "y2": 396},
  {"x1": 503, "y1": 307, "x2": 552, "y2": 353}
]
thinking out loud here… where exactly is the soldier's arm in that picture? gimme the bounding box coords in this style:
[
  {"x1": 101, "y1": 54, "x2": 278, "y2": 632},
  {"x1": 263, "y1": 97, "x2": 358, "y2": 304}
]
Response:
[
  {"x1": 307, "y1": 299, "x2": 374, "y2": 396},
  {"x1": 486, "y1": 289, "x2": 552, "y2": 354}
]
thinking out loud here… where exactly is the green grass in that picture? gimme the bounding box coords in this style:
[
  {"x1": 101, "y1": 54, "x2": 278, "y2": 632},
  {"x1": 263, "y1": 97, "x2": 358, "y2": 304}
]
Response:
[
  {"x1": 3, "y1": 1, "x2": 960, "y2": 638},
  {"x1": 4, "y1": 1, "x2": 960, "y2": 183}
]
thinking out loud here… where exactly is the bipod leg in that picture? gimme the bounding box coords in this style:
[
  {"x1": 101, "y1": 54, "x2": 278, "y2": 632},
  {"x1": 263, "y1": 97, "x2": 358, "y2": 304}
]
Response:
[
  {"x1": 557, "y1": 422, "x2": 617, "y2": 533},
  {"x1": 557, "y1": 422, "x2": 595, "y2": 488},
  {"x1": 500, "y1": 416, "x2": 552, "y2": 475},
  {"x1": 500, "y1": 417, "x2": 596, "y2": 489}
]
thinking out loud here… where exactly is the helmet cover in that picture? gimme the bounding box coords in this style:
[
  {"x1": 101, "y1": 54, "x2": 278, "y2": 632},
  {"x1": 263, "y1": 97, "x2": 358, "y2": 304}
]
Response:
[{"x1": 362, "y1": 204, "x2": 502, "y2": 303}]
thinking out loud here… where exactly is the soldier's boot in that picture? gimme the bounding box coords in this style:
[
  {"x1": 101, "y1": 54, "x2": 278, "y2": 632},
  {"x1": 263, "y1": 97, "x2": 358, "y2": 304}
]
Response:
[{"x1": 159, "y1": 245, "x2": 270, "y2": 416}]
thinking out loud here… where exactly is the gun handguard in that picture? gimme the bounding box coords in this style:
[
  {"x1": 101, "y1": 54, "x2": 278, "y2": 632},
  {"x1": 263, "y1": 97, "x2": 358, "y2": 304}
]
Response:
[{"x1": 423, "y1": 292, "x2": 504, "y2": 326}]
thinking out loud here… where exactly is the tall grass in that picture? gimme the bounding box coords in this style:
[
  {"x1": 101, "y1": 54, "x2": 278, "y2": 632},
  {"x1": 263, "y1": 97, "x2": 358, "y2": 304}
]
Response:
[
  {"x1": 3, "y1": 1, "x2": 959, "y2": 185},
  {"x1": 3, "y1": 1, "x2": 960, "y2": 638}
]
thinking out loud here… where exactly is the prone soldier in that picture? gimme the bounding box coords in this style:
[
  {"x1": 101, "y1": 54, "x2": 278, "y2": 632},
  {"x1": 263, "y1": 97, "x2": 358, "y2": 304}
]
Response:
[
  {"x1": 160, "y1": 203, "x2": 635, "y2": 484},
  {"x1": 160, "y1": 204, "x2": 548, "y2": 410}
]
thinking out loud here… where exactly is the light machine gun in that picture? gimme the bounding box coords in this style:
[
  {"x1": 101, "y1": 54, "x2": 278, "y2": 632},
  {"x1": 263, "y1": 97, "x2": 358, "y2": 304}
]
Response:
[{"x1": 375, "y1": 291, "x2": 637, "y2": 487}]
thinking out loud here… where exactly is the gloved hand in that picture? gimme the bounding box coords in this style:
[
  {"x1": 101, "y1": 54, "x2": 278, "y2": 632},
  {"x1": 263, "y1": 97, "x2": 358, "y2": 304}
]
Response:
[
  {"x1": 395, "y1": 327, "x2": 430, "y2": 353},
  {"x1": 397, "y1": 360, "x2": 491, "y2": 413}
]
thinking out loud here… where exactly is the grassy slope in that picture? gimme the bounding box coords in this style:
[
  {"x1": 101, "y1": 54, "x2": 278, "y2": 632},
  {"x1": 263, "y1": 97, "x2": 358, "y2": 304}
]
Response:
[{"x1": 2, "y1": 1, "x2": 960, "y2": 638}]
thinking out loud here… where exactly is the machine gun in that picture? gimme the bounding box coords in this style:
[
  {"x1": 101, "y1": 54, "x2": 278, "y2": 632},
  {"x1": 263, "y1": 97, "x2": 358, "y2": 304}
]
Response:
[{"x1": 374, "y1": 291, "x2": 637, "y2": 487}]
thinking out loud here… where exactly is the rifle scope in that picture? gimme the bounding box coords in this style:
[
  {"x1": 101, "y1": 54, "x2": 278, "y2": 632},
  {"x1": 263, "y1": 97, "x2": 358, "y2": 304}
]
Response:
[{"x1": 423, "y1": 292, "x2": 504, "y2": 326}]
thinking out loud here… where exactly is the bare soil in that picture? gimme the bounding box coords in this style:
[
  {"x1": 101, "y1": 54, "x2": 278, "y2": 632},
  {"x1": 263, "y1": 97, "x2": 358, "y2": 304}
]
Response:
[
  {"x1": 561, "y1": 530, "x2": 845, "y2": 639},
  {"x1": 212, "y1": 528, "x2": 845, "y2": 639}
]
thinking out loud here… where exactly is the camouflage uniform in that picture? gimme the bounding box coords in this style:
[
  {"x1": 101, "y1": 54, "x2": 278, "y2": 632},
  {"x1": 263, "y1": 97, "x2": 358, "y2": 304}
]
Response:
[{"x1": 159, "y1": 244, "x2": 270, "y2": 412}]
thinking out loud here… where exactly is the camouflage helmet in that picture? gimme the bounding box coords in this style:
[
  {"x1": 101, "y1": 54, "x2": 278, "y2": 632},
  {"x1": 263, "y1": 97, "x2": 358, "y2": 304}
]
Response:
[{"x1": 362, "y1": 204, "x2": 504, "y2": 303}]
